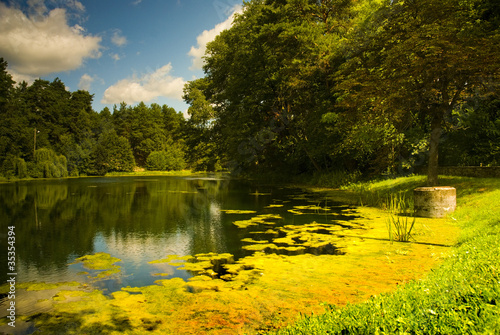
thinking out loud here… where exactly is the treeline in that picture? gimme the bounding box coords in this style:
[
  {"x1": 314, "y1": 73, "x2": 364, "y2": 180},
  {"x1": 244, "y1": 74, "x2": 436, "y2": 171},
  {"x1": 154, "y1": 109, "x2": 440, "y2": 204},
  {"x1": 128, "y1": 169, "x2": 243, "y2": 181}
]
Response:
[
  {"x1": 183, "y1": 0, "x2": 500, "y2": 184},
  {"x1": 1, "y1": 0, "x2": 500, "y2": 182},
  {"x1": 0, "y1": 58, "x2": 214, "y2": 178}
]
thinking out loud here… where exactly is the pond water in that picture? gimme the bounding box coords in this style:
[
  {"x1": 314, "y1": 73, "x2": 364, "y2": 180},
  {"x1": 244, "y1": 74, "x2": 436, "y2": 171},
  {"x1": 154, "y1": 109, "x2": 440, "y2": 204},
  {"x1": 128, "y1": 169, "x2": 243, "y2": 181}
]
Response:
[{"x1": 0, "y1": 175, "x2": 356, "y2": 294}]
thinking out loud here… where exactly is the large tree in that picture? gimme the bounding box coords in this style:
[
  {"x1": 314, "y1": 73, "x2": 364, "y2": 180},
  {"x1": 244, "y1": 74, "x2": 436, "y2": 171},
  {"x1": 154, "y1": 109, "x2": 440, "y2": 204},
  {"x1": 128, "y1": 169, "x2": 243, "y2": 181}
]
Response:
[
  {"x1": 336, "y1": 0, "x2": 500, "y2": 185},
  {"x1": 202, "y1": 0, "x2": 357, "y2": 174}
]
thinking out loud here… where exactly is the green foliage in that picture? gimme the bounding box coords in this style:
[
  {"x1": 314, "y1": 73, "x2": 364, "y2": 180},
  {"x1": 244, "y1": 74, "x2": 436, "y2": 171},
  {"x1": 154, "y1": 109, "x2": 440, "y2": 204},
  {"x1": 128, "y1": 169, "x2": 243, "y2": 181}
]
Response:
[
  {"x1": 309, "y1": 170, "x2": 362, "y2": 189},
  {"x1": 27, "y1": 148, "x2": 69, "y2": 178},
  {"x1": 91, "y1": 131, "x2": 135, "y2": 175},
  {"x1": 0, "y1": 59, "x2": 188, "y2": 179},
  {"x1": 0, "y1": 155, "x2": 27, "y2": 179},
  {"x1": 146, "y1": 147, "x2": 186, "y2": 172},
  {"x1": 273, "y1": 177, "x2": 500, "y2": 335},
  {"x1": 441, "y1": 95, "x2": 500, "y2": 166},
  {"x1": 387, "y1": 214, "x2": 416, "y2": 243},
  {"x1": 146, "y1": 151, "x2": 168, "y2": 171}
]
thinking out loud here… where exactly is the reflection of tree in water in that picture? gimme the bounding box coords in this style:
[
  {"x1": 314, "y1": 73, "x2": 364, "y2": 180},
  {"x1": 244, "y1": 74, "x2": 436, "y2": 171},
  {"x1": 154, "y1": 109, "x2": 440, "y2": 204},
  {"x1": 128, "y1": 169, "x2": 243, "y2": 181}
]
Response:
[{"x1": 0, "y1": 177, "x2": 235, "y2": 283}]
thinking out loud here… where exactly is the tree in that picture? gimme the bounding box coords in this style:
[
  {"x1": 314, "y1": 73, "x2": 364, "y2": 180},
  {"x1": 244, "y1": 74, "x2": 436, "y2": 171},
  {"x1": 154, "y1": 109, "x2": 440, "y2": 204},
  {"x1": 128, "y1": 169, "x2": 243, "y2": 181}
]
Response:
[
  {"x1": 336, "y1": 0, "x2": 500, "y2": 185},
  {"x1": 183, "y1": 79, "x2": 222, "y2": 171},
  {"x1": 91, "y1": 130, "x2": 135, "y2": 175},
  {"x1": 441, "y1": 94, "x2": 500, "y2": 166},
  {"x1": 0, "y1": 58, "x2": 14, "y2": 111},
  {"x1": 199, "y1": 0, "x2": 358, "y2": 174}
]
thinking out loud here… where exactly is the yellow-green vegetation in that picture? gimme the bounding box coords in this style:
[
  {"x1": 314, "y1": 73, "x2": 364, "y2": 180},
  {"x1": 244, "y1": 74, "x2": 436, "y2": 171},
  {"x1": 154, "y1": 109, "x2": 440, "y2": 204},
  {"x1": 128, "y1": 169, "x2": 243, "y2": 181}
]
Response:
[
  {"x1": 105, "y1": 170, "x2": 198, "y2": 177},
  {"x1": 232, "y1": 213, "x2": 283, "y2": 228},
  {"x1": 265, "y1": 204, "x2": 284, "y2": 208},
  {"x1": 274, "y1": 176, "x2": 500, "y2": 334},
  {"x1": 73, "y1": 252, "x2": 121, "y2": 270},
  {"x1": 71, "y1": 252, "x2": 122, "y2": 279},
  {"x1": 12, "y1": 176, "x2": 498, "y2": 335},
  {"x1": 221, "y1": 209, "x2": 257, "y2": 214}
]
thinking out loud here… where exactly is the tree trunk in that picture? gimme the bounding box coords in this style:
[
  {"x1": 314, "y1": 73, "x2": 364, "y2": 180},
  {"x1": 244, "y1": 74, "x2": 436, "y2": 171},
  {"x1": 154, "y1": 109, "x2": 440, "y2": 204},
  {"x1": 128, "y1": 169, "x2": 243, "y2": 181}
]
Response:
[{"x1": 427, "y1": 113, "x2": 442, "y2": 186}]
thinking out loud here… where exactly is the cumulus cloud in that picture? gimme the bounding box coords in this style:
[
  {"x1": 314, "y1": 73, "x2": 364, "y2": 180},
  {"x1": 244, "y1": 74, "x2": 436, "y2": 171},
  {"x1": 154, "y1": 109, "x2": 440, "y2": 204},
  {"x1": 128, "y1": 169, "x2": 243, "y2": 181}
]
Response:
[
  {"x1": 188, "y1": 5, "x2": 242, "y2": 70},
  {"x1": 111, "y1": 30, "x2": 127, "y2": 47},
  {"x1": 0, "y1": 2, "x2": 101, "y2": 77},
  {"x1": 102, "y1": 64, "x2": 186, "y2": 105},
  {"x1": 78, "y1": 73, "x2": 94, "y2": 91},
  {"x1": 110, "y1": 53, "x2": 121, "y2": 61}
]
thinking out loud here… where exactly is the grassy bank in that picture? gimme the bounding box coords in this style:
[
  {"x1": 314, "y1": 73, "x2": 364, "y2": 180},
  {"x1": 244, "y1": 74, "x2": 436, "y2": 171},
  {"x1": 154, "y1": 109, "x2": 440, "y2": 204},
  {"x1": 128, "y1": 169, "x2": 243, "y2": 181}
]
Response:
[{"x1": 273, "y1": 176, "x2": 500, "y2": 334}]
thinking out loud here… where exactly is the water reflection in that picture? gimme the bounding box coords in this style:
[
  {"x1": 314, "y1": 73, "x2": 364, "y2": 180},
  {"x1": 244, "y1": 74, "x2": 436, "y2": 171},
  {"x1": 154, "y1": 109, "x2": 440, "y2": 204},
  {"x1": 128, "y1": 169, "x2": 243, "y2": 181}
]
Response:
[{"x1": 0, "y1": 175, "x2": 353, "y2": 290}]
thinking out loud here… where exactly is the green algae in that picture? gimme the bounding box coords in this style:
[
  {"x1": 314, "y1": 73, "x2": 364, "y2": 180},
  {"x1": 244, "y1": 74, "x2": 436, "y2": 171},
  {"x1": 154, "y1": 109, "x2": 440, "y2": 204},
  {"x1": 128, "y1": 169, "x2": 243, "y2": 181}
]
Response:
[
  {"x1": 149, "y1": 254, "x2": 194, "y2": 266},
  {"x1": 72, "y1": 252, "x2": 121, "y2": 270},
  {"x1": 70, "y1": 252, "x2": 122, "y2": 280},
  {"x1": 243, "y1": 243, "x2": 279, "y2": 252},
  {"x1": 265, "y1": 204, "x2": 284, "y2": 208},
  {"x1": 293, "y1": 205, "x2": 331, "y2": 211},
  {"x1": 14, "y1": 181, "x2": 464, "y2": 335},
  {"x1": 233, "y1": 213, "x2": 284, "y2": 228},
  {"x1": 221, "y1": 209, "x2": 257, "y2": 214},
  {"x1": 241, "y1": 237, "x2": 270, "y2": 244},
  {"x1": 17, "y1": 281, "x2": 81, "y2": 291},
  {"x1": 241, "y1": 222, "x2": 348, "y2": 256},
  {"x1": 152, "y1": 273, "x2": 171, "y2": 277},
  {"x1": 233, "y1": 219, "x2": 260, "y2": 228}
]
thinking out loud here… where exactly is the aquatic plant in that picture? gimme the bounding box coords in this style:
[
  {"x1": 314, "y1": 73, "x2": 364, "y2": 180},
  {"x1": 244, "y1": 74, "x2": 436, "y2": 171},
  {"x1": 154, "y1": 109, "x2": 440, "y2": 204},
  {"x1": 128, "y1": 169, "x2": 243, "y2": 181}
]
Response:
[
  {"x1": 221, "y1": 209, "x2": 257, "y2": 214},
  {"x1": 70, "y1": 252, "x2": 122, "y2": 279},
  {"x1": 387, "y1": 214, "x2": 416, "y2": 243}
]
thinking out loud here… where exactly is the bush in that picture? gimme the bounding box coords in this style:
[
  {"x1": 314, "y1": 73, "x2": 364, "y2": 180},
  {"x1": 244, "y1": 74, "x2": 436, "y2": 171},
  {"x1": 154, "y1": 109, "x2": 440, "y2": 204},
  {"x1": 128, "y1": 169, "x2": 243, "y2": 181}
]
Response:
[
  {"x1": 146, "y1": 146, "x2": 186, "y2": 171},
  {"x1": 91, "y1": 131, "x2": 135, "y2": 175},
  {"x1": 146, "y1": 151, "x2": 168, "y2": 171},
  {"x1": 311, "y1": 170, "x2": 362, "y2": 188}
]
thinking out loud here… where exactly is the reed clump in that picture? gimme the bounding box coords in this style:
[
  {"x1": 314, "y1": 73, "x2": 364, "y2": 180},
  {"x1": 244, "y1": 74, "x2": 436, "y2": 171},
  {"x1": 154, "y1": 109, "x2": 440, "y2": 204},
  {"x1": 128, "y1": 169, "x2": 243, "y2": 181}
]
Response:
[{"x1": 385, "y1": 192, "x2": 416, "y2": 243}]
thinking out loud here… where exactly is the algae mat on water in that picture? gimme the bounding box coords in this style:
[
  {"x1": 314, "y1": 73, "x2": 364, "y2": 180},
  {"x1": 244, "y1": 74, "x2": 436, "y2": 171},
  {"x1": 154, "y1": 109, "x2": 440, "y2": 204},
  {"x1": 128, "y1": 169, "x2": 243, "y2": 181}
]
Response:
[{"x1": 16, "y1": 206, "x2": 458, "y2": 334}]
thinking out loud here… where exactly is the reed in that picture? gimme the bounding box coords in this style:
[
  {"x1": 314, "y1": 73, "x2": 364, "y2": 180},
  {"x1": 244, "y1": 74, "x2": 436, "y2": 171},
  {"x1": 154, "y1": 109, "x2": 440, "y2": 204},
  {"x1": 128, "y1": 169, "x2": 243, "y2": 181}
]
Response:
[{"x1": 387, "y1": 214, "x2": 416, "y2": 243}]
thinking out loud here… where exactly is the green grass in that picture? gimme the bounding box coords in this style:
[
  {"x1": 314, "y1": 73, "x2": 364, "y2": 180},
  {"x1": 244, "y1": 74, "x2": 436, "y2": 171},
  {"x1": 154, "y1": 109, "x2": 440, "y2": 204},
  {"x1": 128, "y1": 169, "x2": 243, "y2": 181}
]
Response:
[
  {"x1": 272, "y1": 176, "x2": 500, "y2": 334},
  {"x1": 104, "y1": 169, "x2": 199, "y2": 177}
]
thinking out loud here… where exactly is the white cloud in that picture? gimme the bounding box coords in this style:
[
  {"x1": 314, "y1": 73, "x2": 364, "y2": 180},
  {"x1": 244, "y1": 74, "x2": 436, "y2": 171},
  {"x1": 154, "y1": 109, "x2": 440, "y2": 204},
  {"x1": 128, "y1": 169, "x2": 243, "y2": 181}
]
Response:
[
  {"x1": 110, "y1": 53, "x2": 121, "y2": 61},
  {"x1": 66, "y1": 0, "x2": 85, "y2": 12},
  {"x1": 188, "y1": 5, "x2": 242, "y2": 70},
  {"x1": 78, "y1": 73, "x2": 94, "y2": 91},
  {"x1": 0, "y1": 2, "x2": 102, "y2": 77},
  {"x1": 8, "y1": 69, "x2": 36, "y2": 85},
  {"x1": 102, "y1": 64, "x2": 186, "y2": 105},
  {"x1": 111, "y1": 30, "x2": 127, "y2": 47}
]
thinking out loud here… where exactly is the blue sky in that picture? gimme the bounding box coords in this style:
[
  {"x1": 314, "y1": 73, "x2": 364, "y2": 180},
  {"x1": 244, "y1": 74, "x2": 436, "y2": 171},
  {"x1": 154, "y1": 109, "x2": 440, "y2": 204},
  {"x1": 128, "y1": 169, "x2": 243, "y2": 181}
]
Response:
[{"x1": 0, "y1": 0, "x2": 243, "y2": 114}]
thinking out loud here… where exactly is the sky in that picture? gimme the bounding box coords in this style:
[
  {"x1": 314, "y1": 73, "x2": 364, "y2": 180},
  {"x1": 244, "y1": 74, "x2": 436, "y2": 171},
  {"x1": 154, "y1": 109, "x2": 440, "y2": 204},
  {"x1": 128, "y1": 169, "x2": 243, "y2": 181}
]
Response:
[{"x1": 0, "y1": 0, "x2": 243, "y2": 114}]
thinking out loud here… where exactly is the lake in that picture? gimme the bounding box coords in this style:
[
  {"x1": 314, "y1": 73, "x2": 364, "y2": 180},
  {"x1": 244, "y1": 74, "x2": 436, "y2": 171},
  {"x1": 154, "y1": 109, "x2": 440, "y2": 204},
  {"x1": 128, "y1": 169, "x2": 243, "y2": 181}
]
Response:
[{"x1": 0, "y1": 175, "x2": 356, "y2": 294}]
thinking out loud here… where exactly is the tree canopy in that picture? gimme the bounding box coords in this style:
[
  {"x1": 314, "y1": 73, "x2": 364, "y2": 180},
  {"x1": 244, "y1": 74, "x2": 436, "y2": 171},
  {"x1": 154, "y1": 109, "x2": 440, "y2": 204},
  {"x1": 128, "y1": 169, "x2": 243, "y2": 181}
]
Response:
[
  {"x1": 184, "y1": 0, "x2": 500, "y2": 183},
  {"x1": 1, "y1": 0, "x2": 499, "y2": 183}
]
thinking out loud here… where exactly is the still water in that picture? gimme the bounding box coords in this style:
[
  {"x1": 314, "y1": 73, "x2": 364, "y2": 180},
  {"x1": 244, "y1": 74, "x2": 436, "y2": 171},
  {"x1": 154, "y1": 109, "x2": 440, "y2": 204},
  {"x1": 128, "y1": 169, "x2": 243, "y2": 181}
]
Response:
[{"x1": 0, "y1": 175, "x2": 354, "y2": 293}]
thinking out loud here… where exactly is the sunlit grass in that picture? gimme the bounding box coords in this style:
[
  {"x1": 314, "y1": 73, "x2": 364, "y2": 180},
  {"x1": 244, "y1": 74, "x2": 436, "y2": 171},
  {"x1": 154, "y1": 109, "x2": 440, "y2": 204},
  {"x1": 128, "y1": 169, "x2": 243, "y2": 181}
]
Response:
[{"x1": 273, "y1": 176, "x2": 500, "y2": 334}]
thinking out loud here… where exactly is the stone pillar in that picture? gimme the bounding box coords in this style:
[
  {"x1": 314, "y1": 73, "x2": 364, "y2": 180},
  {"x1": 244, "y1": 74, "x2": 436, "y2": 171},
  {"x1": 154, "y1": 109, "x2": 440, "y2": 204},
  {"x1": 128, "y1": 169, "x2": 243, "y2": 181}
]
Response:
[{"x1": 414, "y1": 186, "x2": 456, "y2": 218}]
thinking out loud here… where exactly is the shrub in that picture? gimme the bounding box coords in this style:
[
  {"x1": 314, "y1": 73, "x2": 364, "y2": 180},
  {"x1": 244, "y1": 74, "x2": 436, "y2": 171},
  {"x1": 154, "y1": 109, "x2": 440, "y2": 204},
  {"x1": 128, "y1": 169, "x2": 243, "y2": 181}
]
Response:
[
  {"x1": 146, "y1": 146, "x2": 186, "y2": 171},
  {"x1": 146, "y1": 151, "x2": 168, "y2": 171}
]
